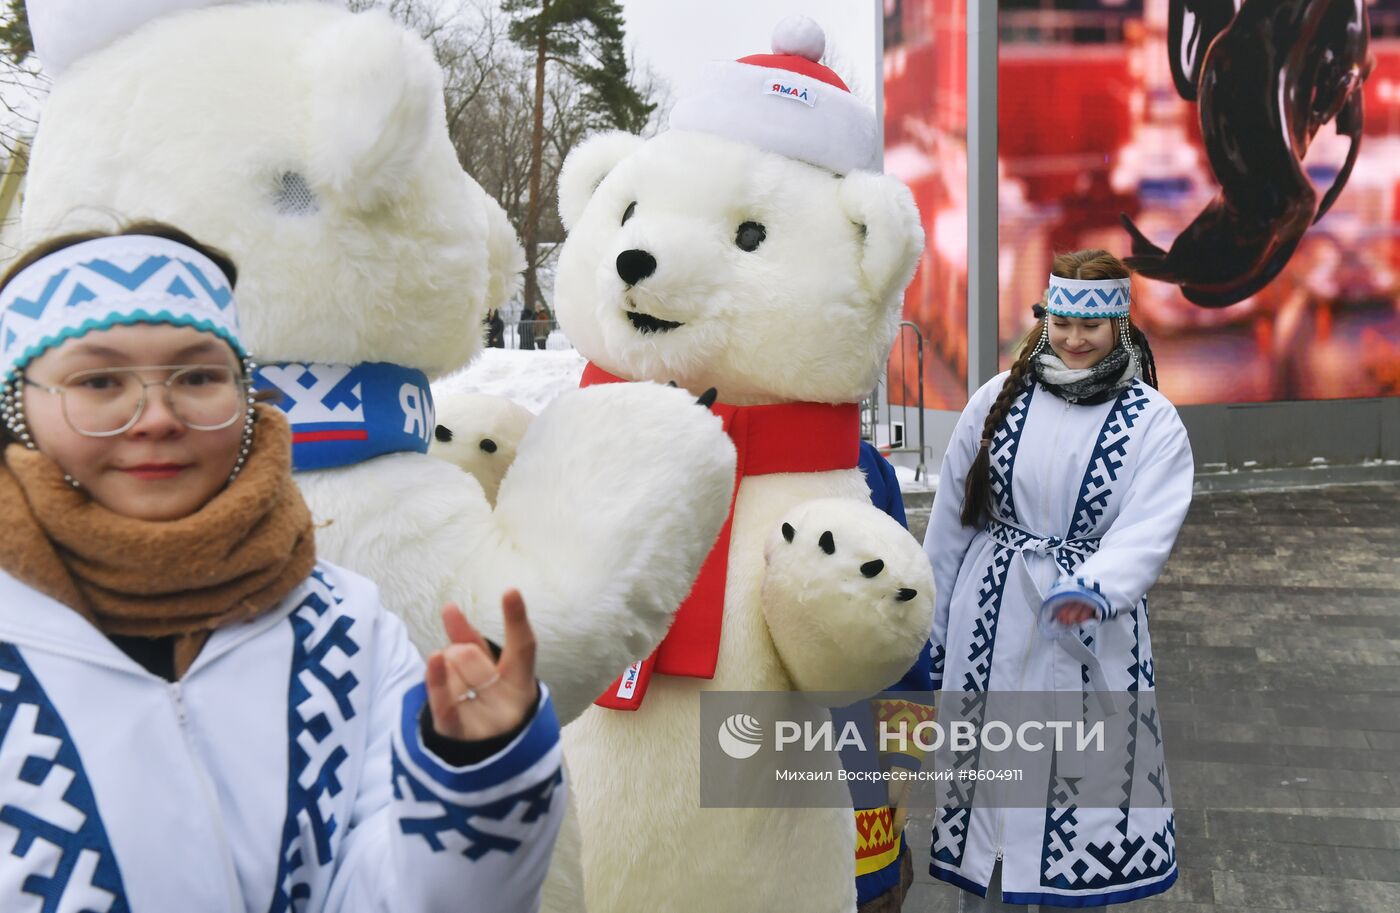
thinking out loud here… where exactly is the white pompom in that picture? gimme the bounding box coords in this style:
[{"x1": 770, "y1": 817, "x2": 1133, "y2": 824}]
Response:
[{"x1": 771, "y1": 15, "x2": 825, "y2": 62}]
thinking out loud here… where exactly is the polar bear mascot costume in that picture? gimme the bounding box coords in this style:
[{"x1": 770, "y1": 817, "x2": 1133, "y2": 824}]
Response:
[
  {"x1": 551, "y1": 18, "x2": 936, "y2": 913},
  {"x1": 21, "y1": 3, "x2": 738, "y2": 909}
]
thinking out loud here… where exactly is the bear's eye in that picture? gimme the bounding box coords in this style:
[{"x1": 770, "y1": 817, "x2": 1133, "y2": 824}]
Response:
[
  {"x1": 735, "y1": 221, "x2": 766, "y2": 252},
  {"x1": 622, "y1": 202, "x2": 637, "y2": 226}
]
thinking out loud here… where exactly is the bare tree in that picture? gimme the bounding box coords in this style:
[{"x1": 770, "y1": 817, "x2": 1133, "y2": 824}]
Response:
[
  {"x1": 0, "y1": 0, "x2": 667, "y2": 307},
  {"x1": 0, "y1": 0, "x2": 45, "y2": 166},
  {"x1": 362, "y1": 0, "x2": 666, "y2": 309}
]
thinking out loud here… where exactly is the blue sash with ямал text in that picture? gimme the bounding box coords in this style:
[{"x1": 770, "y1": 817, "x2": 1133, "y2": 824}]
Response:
[{"x1": 252, "y1": 361, "x2": 435, "y2": 472}]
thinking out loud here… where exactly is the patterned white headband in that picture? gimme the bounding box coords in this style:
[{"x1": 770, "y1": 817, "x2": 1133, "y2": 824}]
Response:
[
  {"x1": 1044, "y1": 275, "x2": 1132, "y2": 319},
  {"x1": 0, "y1": 234, "x2": 244, "y2": 383}
]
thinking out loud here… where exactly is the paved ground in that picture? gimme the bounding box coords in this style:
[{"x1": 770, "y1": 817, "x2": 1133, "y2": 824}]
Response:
[{"x1": 900, "y1": 481, "x2": 1400, "y2": 912}]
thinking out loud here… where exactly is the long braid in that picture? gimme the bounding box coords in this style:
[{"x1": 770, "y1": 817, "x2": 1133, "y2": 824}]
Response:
[
  {"x1": 1130, "y1": 321, "x2": 1159, "y2": 389},
  {"x1": 960, "y1": 321, "x2": 1041, "y2": 527}
]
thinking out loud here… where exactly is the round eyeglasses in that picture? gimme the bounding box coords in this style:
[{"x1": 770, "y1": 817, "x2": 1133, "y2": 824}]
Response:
[{"x1": 23, "y1": 365, "x2": 249, "y2": 437}]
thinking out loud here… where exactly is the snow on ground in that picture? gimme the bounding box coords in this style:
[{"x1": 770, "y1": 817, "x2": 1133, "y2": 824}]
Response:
[
  {"x1": 893, "y1": 462, "x2": 938, "y2": 493},
  {"x1": 433, "y1": 348, "x2": 587, "y2": 414}
]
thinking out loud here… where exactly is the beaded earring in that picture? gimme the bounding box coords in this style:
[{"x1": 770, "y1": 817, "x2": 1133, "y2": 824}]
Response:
[
  {"x1": 228, "y1": 357, "x2": 258, "y2": 484},
  {"x1": 1030, "y1": 303, "x2": 1049, "y2": 358},
  {"x1": 2, "y1": 376, "x2": 36, "y2": 450},
  {"x1": 3, "y1": 375, "x2": 83, "y2": 487},
  {"x1": 1118, "y1": 317, "x2": 1141, "y2": 378}
]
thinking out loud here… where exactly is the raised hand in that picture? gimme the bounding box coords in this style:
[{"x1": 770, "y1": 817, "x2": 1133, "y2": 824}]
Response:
[{"x1": 425, "y1": 590, "x2": 539, "y2": 742}]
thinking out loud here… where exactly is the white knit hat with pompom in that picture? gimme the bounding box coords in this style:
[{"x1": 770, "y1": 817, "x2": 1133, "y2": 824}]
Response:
[{"x1": 668, "y1": 16, "x2": 880, "y2": 175}]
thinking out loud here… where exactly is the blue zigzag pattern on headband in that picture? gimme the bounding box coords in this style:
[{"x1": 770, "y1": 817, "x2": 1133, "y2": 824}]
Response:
[
  {"x1": 1, "y1": 245, "x2": 240, "y2": 380},
  {"x1": 1045, "y1": 285, "x2": 1130, "y2": 318}
]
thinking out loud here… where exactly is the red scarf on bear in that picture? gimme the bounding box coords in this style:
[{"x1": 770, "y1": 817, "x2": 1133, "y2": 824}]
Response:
[{"x1": 580, "y1": 362, "x2": 860, "y2": 710}]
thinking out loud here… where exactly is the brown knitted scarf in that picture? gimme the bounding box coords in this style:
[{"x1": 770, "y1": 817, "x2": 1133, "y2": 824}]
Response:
[{"x1": 0, "y1": 405, "x2": 316, "y2": 676}]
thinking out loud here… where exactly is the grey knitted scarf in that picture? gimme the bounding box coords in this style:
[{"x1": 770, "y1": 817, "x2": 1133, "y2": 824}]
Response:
[{"x1": 1032, "y1": 345, "x2": 1139, "y2": 405}]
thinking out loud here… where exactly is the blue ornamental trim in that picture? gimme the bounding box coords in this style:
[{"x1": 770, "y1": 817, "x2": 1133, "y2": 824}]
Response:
[
  {"x1": 0, "y1": 644, "x2": 131, "y2": 913},
  {"x1": 1043, "y1": 577, "x2": 1112, "y2": 623},
  {"x1": 1002, "y1": 866, "x2": 1178, "y2": 908},
  {"x1": 1, "y1": 237, "x2": 241, "y2": 381},
  {"x1": 1041, "y1": 308, "x2": 1122, "y2": 320},
  {"x1": 1045, "y1": 283, "x2": 1131, "y2": 319},
  {"x1": 1068, "y1": 384, "x2": 1150, "y2": 539},
  {"x1": 268, "y1": 570, "x2": 362, "y2": 913},
  {"x1": 391, "y1": 754, "x2": 563, "y2": 860},
  {"x1": 253, "y1": 362, "x2": 436, "y2": 472},
  {"x1": 1037, "y1": 605, "x2": 1175, "y2": 897},
  {"x1": 932, "y1": 541, "x2": 1016, "y2": 871},
  {"x1": 391, "y1": 683, "x2": 563, "y2": 859},
  {"x1": 990, "y1": 383, "x2": 1035, "y2": 525},
  {"x1": 397, "y1": 685, "x2": 560, "y2": 795}
]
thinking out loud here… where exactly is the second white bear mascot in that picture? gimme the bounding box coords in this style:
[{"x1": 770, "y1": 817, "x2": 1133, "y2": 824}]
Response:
[{"x1": 551, "y1": 17, "x2": 936, "y2": 913}]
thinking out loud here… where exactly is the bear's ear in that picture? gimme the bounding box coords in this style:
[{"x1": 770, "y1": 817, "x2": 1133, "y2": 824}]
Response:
[
  {"x1": 558, "y1": 131, "x2": 646, "y2": 231},
  {"x1": 837, "y1": 172, "x2": 925, "y2": 306},
  {"x1": 302, "y1": 9, "x2": 443, "y2": 211}
]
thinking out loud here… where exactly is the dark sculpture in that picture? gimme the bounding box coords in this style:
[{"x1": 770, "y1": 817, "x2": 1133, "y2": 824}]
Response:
[{"x1": 1122, "y1": 0, "x2": 1372, "y2": 307}]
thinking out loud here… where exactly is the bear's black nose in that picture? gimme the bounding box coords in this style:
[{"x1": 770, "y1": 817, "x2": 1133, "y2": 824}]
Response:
[{"x1": 616, "y1": 249, "x2": 657, "y2": 286}]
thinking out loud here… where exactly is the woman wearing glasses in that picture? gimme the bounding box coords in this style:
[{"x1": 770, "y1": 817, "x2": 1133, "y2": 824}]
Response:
[{"x1": 0, "y1": 223, "x2": 564, "y2": 912}]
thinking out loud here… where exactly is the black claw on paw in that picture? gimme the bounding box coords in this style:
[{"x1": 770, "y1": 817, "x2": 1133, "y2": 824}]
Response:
[
  {"x1": 781, "y1": 522, "x2": 795, "y2": 543},
  {"x1": 434, "y1": 424, "x2": 454, "y2": 443},
  {"x1": 860, "y1": 559, "x2": 884, "y2": 578},
  {"x1": 667, "y1": 380, "x2": 678, "y2": 387},
  {"x1": 896, "y1": 588, "x2": 918, "y2": 602},
  {"x1": 696, "y1": 387, "x2": 718, "y2": 409},
  {"x1": 479, "y1": 438, "x2": 497, "y2": 453},
  {"x1": 818, "y1": 531, "x2": 835, "y2": 555}
]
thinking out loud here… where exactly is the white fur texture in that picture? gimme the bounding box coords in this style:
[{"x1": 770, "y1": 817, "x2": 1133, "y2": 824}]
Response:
[
  {"x1": 558, "y1": 131, "x2": 646, "y2": 232},
  {"x1": 555, "y1": 127, "x2": 932, "y2": 911},
  {"x1": 303, "y1": 9, "x2": 442, "y2": 211},
  {"x1": 429, "y1": 391, "x2": 534, "y2": 506},
  {"x1": 23, "y1": 2, "x2": 521, "y2": 376},
  {"x1": 555, "y1": 130, "x2": 923, "y2": 405},
  {"x1": 669, "y1": 63, "x2": 880, "y2": 176},
  {"x1": 298, "y1": 384, "x2": 733, "y2": 723},
  {"x1": 763, "y1": 498, "x2": 934, "y2": 694},
  {"x1": 771, "y1": 15, "x2": 826, "y2": 60},
  {"x1": 26, "y1": 0, "x2": 241, "y2": 77}
]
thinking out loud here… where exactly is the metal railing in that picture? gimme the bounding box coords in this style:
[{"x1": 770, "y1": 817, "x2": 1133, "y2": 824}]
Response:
[
  {"x1": 489, "y1": 319, "x2": 559, "y2": 350},
  {"x1": 863, "y1": 321, "x2": 928, "y2": 481}
]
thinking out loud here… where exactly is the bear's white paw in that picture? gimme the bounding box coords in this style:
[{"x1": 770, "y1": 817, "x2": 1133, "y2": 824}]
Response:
[
  {"x1": 428, "y1": 391, "x2": 533, "y2": 506},
  {"x1": 488, "y1": 381, "x2": 736, "y2": 720},
  {"x1": 762, "y1": 498, "x2": 933, "y2": 696}
]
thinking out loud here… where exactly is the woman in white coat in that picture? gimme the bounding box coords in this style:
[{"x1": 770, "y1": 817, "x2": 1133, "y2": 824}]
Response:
[
  {"x1": 0, "y1": 223, "x2": 565, "y2": 912},
  {"x1": 923, "y1": 249, "x2": 1193, "y2": 909}
]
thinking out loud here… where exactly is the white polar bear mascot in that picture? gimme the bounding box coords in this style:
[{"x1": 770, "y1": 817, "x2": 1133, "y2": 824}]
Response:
[
  {"x1": 553, "y1": 18, "x2": 936, "y2": 913},
  {"x1": 21, "y1": 3, "x2": 738, "y2": 908}
]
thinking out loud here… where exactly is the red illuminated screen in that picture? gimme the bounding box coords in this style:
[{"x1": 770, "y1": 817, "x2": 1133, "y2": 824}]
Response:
[
  {"x1": 996, "y1": 0, "x2": 1400, "y2": 404},
  {"x1": 883, "y1": 0, "x2": 971, "y2": 412}
]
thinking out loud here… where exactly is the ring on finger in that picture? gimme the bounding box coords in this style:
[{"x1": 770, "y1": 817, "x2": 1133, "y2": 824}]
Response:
[{"x1": 455, "y1": 672, "x2": 502, "y2": 703}]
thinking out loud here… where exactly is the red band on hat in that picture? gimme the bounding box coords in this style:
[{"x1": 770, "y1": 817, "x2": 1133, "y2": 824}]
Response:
[{"x1": 738, "y1": 53, "x2": 849, "y2": 91}]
